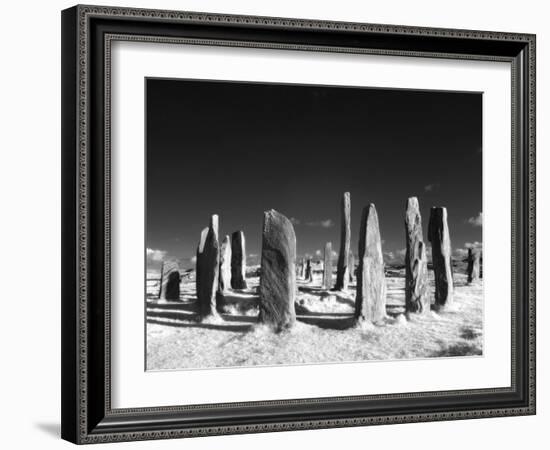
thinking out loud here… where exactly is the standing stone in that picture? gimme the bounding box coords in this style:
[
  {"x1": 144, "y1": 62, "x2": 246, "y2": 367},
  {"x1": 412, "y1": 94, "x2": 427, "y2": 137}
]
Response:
[
  {"x1": 305, "y1": 258, "x2": 313, "y2": 283},
  {"x1": 196, "y1": 215, "x2": 220, "y2": 317},
  {"x1": 467, "y1": 248, "x2": 481, "y2": 283},
  {"x1": 355, "y1": 204, "x2": 387, "y2": 323},
  {"x1": 348, "y1": 252, "x2": 355, "y2": 283},
  {"x1": 218, "y1": 235, "x2": 232, "y2": 295},
  {"x1": 404, "y1": 197, "x2": 430, "y2": 314},
  {"x1": 323, "y1": 242, "x2": 333, "y2": 290},
  {"x1": 159, "y1": 260, "x2": 181, "y2": 301},
  {"x1": 428, "y1": 207, "x2": 454, "y2": 308},
  {"x1": 335, "y1": 192, "x2": 351, "y2": 290},
  {"x1": 259, "y1": 209, "x2": 296, "y2": 331},
  {"x1": 231, "y1": 230, "x2": 248, "y2": 289}
]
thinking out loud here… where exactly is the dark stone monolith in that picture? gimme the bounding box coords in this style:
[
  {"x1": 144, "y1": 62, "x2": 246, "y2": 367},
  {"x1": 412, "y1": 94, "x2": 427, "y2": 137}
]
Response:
[
  {"x1": 159, "y1": 260, "x2": 181, "y2": 301},
  {"x1": 323, "y1": 242, "x2": 333, "y2": 289},
  {"x1": 196, "y1": 214, "x2": 220, "y2": 317},
  {"x1": 305, "y1": 258, "x2": 313, "y2": 283},
  {"x1": 335, "y1": 192, "x2": 351, "y2": 290},
  {"x1": 355, "y1": 204, "x2": 387, "y2": 323},
  {"x1": 231, "y1": 230, "x2": 248, "y2": 289},
  {"x1": 218, "y1": 235, "x2": 232, "y2": 295},
  {"x1": 258, "y1": 209, "x2": 296, "y2": 331},
  {"x1": 404, "y1": 197, "x2": 430, "y2": 314},
  {"x1": 428, "y1": 207, "x2": 454, "y2": 308},
  {"x1": 467, "y1": 247, "x2": 481, "y2": 283}
]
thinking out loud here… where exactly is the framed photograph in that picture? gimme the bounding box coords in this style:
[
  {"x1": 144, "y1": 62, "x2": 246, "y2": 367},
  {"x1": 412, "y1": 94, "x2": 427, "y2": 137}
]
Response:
[{"x1": 61, "y1": 5, "x2": 536, "y2": 444}]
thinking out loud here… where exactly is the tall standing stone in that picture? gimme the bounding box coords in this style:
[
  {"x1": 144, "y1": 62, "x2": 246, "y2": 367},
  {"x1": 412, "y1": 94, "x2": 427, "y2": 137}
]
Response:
[
  {"x1": 348, "y1": 252, "x2": 355, "y2": 283},
  {"x1": 231, "y1": 230, "x2": 248, "y2": 289},
  {"x1": 467, "y1": 247, "x2": 481, "y2": 283},
  {"x1": 218, "y1": 235, "x2": 232, "y2": 295},
  {"x1": 323, "y1": 242, "x2": 333, "y2": 289},
  {"x1": 404, "y1": 197, "x2": 430, "y2": 314},
  {"x1": 196, "y1": 214, "x2": 220, "y2": 317},
  {"x1": 259, "y1": 209, "x2": 296, "y2": 331},
  {"x1": 335, "y1": 192, "x2": 351, "y2": 290},
  {"x1": 159, "y1": 260, "x2": 181, "y2": 301},
  {"x1": 355, "y1": 204, "x2": 387, "y2": 323},
  {"x1": 305, "y1": 258, "x2": 313, "y2": 283},
  {"x1": 428, "y1": 207, "x2": 454, "y2": 308}
]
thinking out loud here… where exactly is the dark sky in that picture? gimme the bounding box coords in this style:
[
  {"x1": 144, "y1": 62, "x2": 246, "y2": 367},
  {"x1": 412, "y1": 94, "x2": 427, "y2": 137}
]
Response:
[{"x1": 146, "y1": 78, "x2": 482, "y2": 270}]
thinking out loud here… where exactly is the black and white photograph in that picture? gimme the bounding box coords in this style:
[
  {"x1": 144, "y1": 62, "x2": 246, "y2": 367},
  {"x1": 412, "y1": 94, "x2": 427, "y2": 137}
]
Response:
[{"x1": 145, "y1": 78, "x2": 483, "y2": 371}]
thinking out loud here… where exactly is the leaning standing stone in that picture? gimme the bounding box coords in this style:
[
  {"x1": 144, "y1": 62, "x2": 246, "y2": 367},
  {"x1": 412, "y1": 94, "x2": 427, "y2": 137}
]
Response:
[
  {"x1": 196, "y1": 215, "x2": 220, "y2": 317},
  {"x1": 467, "y1": 248, "x2": 481, "y2": 283},
  {"x1": 404, "y1": 197, "x2": 430, "y2": 313},
  {"x1": 428, "y1": 207, "x2": 454, "y2": 308},
  {"x1": 231, "y1": 230, "x2": 248, "y2": 289},
  {"x1": 159, "y1": 260, "x2": 181, "y2": 301},
  {"x1": 335, "y1": 192, "x2": 351, "y2": 290},
  {"x1": 323, "y1": 242, "x2": 333, "y2": 289},
  {"x1": 355, "y1": 204, "x2": 387, "y2": 323},
  {"x1": 259, "y1": 209, "x2": 296, "y2": 331},
  {"x1": 218, "y1": 235, "x2": 232, "y2": 295}
]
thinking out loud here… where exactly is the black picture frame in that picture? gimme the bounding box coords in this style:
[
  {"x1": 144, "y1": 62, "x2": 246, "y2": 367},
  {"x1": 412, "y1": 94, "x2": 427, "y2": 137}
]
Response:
[{"x1": 61, "y1": 4, "x2": 536, "y2": 444}]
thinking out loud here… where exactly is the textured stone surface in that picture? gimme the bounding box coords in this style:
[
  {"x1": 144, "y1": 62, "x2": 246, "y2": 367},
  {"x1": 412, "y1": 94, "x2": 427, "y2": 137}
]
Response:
[
  {"x1": 258, "y1": 209, "x2": 296, "y2": 331},
  {"x1": 323, "y1": 242, "x2": 333, "y2": 289},
  {"x1": 230, "y1": 230, "x2": 248, "y2": 289},
  {"x1": 218, "y1": 235, "x2": 232, "y2": 295},
  {"x1": 159, "y1": 260, "x2": 181, "y2": 301},
  {"x1": 404, "y1": 197, "x2": 430, "y2": 314},
  {"x1": 428, "y1": 207, "x2": 454, "y2": 307},
  {"x1": 355, "y1": 204, "x2": 387, "y2": 323},
  {"x1": 467, "y1": 248, "x2": 481, "y2": 283},
  {"x1": 335, "y1": 192, "x2": 351, "y2": 290},
  {"x1": 196, "y1": 215, "x2": 220, "y2": 317}
]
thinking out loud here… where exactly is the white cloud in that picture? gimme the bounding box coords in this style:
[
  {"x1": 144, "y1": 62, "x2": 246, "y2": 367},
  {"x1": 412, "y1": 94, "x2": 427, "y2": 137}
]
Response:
[
  {"x1": 396, "y1": 248, "x2": 407, "y2": 257},
  {"x1": 290, "y1": 217, "x2": 300, "y2": 225},
  {"x1": 424, "y1": 183, "x2": 440, "y2": 192},
  {"x1": 190, "y1": 255, "x2": 197, "y2": 264},
  {"x1": 306, "y1": 219, "x2": 334, "y2": 228},
  {"x1": 465, "y1": 241, "x2": 482, "y2": 249},
  {"x1": 146, "y1": 248, "x2": 167, "y2": 262},
  {"x1": 454, "y1": 248, "x2": 469, "y2": 258},
  {"x1": 315, "y1": 249, "x2": 322, "y2": 257},
  {"x1": 467, "y1": 212, "x2": 483, "y2": 227}
]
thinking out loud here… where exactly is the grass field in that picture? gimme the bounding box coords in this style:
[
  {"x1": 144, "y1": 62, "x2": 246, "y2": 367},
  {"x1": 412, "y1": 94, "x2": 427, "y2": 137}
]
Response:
[{"x1": 146, "y1": 268, "x2": 483, "y2": 371}]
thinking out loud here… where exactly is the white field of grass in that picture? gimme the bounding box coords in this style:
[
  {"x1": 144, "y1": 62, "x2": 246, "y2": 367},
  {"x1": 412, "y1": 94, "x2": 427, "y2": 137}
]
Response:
[{"x1": 146, "y1": 267, "x2": 483, "y2": 371}]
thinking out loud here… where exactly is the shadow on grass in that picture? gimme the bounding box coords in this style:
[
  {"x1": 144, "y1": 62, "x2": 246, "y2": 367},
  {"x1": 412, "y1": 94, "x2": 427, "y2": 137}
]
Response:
[
  {"x1": 431, "y1": 342, "x2": 482, "y2": 357},
  {"x1": 460, "y1": 326, "x2": 481, "y2": 340},
  {"x1": 298, "y1": 286, "x2": 325, "y2": 294},
  {"x1": 386, "y1": 303, "x2": 406, "y2": 318},
  {"x1": 147, "y1": 318, "x2": 254, "y2": 333},
  {"x1": 295, "y1": 302, "x2": 356, "y2": 330},
  {"x1": 296, "y1": 314, "x2": 356, "y2": 330},
  {"x1": 146, "y1": 301, "x2": 197, "y2": 312}
]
